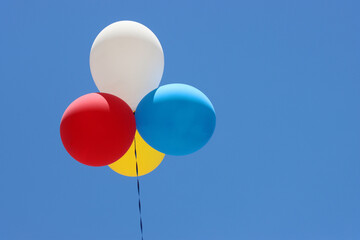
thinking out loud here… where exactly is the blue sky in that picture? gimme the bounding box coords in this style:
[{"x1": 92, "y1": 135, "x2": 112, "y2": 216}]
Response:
[{"x1": 1, "y1": 0, "x2": 360, "y2": 239}]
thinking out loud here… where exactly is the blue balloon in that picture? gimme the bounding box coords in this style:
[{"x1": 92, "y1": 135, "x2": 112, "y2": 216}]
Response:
[{"x1": 135, "y1": 84, "x2": 216, "y2": 155}]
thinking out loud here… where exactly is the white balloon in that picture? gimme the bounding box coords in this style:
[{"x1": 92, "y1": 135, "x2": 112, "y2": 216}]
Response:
[{"x1": 90, "y1": 21, "x2": 164, "y2": 110}]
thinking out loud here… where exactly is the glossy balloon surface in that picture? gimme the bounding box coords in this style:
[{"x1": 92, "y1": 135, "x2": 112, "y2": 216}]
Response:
[
  {"x1": 135, "y1": 84, "x2": 216, "y2": 155},
  {"x1": 90, "y1": 21, "x2": 164, "y2": 110},
  {"x1": 109, "y1": 131, "x2": 165, "y2": 177},
  {"x1": 60, "y1": 93, "x2": 136, "y2": 166}
]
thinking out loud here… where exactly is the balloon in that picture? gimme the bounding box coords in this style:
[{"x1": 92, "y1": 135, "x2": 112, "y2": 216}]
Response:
[
  {"x1": 60, "y1": 93, "x2": 136, "y2": 166},
  {"x1": 109, "y1": 131, "x2": 165, "y2": 177},
  {"x1": 90, "y1": 20, "x2": 164, "y2": 111},
  {"x1": 135, "y1": 84, "x2": 216, "y2": 156}
]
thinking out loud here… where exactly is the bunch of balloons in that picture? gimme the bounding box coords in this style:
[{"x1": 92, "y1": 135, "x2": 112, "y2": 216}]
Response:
[{"x1": 60, "y1": 21, "x2": 216, "y2": 177}]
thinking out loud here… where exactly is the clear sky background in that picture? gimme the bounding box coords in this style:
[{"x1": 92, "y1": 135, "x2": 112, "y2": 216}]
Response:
[{"x1": 1, "y1": 0, "x2": 360, "y2": 239}]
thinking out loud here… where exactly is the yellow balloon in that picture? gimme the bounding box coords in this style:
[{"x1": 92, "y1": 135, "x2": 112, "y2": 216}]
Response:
[{"x1": 109, "y1": 131, "x2": 165, "y2": 177}]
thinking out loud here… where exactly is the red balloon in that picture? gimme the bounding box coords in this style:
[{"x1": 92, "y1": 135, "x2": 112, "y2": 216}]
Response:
[{"x1": 60, "y1": 93, "x2": 136, "y2": 167}]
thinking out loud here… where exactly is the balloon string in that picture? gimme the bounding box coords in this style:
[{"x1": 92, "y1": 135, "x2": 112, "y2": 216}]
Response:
[{"x1": 134, "y1": 137, "x2": 144, "y2": 240}]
